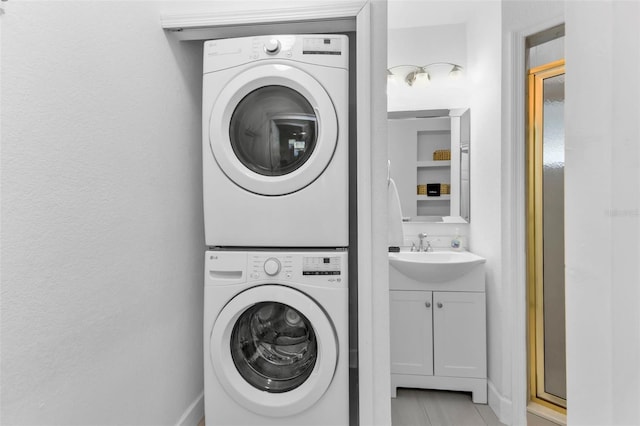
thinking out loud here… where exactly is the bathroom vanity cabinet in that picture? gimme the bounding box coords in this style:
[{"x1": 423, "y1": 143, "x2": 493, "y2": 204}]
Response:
[{"x1": 389, "y1": 263, "x2": 487, "y2": 403}]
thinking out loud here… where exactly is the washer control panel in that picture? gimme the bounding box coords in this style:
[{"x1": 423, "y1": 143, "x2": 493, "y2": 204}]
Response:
[{"x1": 245, "y1": 252, "x2": 346, "y2": 285}]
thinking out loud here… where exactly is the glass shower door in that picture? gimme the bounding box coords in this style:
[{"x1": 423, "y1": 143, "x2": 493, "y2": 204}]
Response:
[{"x1": 527, "y1": 59, "x2": 567, "y2": 411}]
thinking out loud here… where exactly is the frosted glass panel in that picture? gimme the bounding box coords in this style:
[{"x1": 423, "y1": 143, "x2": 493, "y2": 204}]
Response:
[{"x1": 542, "y1": 73, "x2": 566, "y2": 400}]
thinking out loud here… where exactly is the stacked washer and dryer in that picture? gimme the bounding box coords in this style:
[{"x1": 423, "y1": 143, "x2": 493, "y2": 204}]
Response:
[{"x1": 202, "y1": 35, "x2": 350, "y2": 426}]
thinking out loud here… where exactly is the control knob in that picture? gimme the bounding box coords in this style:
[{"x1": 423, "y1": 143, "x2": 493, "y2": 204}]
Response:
[
  {"x1": 264, "y1": 39, "x2": 281, "y2": 54},
  {"x1": 264, "y1": 258, "x2": 281, "y2": 276}
]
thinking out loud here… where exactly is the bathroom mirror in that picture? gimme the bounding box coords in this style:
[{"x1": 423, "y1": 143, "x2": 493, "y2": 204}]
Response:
[{"x1": 388, "y1": 108, "x2": 470, "y2": 223}]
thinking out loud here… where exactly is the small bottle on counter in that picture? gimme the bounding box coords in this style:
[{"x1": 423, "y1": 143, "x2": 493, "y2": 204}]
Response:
[{"x1": 450, "y1": 228, "x2": 463, "y2": 251}]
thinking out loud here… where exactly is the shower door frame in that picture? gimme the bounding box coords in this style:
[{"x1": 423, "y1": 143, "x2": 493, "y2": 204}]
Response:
[{"x1": 527, "y1": 58, "x2": 567, "y2": 413}]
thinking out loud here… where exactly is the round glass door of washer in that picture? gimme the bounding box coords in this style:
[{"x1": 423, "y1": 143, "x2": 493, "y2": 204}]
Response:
[
  {"x1": 208, "y1": 64, "x2": 339, "y2": 196},
  {"x1": 231, "y1": 301, "x2": 317, "y2": 393},
  {"x1": 209, "y1": 285, "x2": 338, "y2": 417}
]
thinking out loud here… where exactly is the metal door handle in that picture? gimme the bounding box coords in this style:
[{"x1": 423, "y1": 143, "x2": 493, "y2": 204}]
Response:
[
  {"x1": 314, "y1": 107, "x2": 321, "y2": 134},
  {"x1": 425, "y1": 301, "x2": 431, "y2": 308},
  {"x1": 437, "y1": 302, "x2": 443, "y2": 308}
]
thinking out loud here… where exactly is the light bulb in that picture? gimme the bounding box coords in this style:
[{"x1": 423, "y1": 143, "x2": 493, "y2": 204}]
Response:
[
  {"x1": 413, "y1": 70, "x2": 431, "y2": 87},
  {"x1": 387, "y1": 72, "x2": 402, "y2": 86},
  {"x1": 449, "y1": 65, "x2": 463, "y2": 80}
]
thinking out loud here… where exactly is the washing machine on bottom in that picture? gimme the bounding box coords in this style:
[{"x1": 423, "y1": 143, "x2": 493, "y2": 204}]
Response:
[{"x1": 204, "y1": 250, "x2": 348, "y2": 426}]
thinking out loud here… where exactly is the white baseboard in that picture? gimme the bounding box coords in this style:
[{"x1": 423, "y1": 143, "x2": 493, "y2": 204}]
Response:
[
  {"x1": 488, "y1": 380, "x2": 513, "y2": 425},
  {"x1": 176, "y1": 391, "x2": 204, "y2": 426}
]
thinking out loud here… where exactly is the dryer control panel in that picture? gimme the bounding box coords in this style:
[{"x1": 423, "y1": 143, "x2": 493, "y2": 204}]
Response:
[{"x1": 203, "y1": 34, "x2": 349, "y2": 74}]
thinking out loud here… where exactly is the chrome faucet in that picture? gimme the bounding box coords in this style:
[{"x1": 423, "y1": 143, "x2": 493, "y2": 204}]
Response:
[{"x1": 418, "y1": 233, "x2": 433, "y2": 252}]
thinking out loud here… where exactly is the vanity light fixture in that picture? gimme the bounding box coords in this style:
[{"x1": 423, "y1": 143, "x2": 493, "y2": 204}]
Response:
[{"x1": 387, "y1": 62, "x2": 464, "y2": 87}]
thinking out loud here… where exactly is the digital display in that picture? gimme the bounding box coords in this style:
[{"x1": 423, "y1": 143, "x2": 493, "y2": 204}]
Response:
[
  {"x1": 303, "y1": 271, "x2": 341, "y2": 276},
  {"x1": 302, "y1": 256, "x2": 341, "y2": 275},
  {"x1": 302, "y1": 37, "x2": 342, "y2": 55}
]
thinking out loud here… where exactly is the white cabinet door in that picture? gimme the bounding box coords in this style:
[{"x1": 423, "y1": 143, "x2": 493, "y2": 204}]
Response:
[
  {"x1": 433, "y1": 291, "x2": 486, "y2": 378},
  {"x1": 390, "y1": 290, "x2": 433, "y2": 376}
]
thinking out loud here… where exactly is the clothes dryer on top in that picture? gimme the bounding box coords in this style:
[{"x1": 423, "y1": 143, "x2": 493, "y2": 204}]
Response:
[{"x1": 202, "y1": 34, "x2": 349, "y2": 248}]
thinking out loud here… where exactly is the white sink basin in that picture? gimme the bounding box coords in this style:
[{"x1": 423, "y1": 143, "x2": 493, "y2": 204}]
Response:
[{"x1": 389, "y1": 250, "x2": 486, "y2": 283}]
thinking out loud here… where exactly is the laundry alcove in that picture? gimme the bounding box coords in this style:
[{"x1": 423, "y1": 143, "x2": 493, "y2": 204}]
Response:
[{"x1": 160, "y1": 2, "x2": 390, "y2": 425}]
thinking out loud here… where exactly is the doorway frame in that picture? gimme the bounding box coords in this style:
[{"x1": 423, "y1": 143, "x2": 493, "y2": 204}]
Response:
[{"x1": 503, "y1": 15, "x2": 566, "y2": 426}]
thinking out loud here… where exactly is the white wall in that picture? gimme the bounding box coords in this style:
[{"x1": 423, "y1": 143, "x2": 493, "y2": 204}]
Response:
[
  {"x1": 565, "y1": 1, "x2": 640, "y2": 424},
  {"x1": 500, "y1": 2, "x2": 565, "y2": 424},
  {"x1": 367, "y1": 4, "x2": 394, "y2": 423},
  {"x1": 1, "y1": 2, "x2": 205, "y2": 424},
  {"x1": 387, "y1": 23, "x2": 469, "y2": 111},
  {"x1": 502, "y1": 2, "x2": 640, "y2": 425},
  {"x1": 463, "y1": 1, "x2": 504, "y2": 417}
]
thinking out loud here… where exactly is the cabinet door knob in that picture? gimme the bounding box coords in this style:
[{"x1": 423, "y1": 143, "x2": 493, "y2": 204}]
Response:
[
  {"x1": 425, "y1": 301, "x2": 431, "y2": 308},
  {"x1": 437, "y1": 302, "x2": 443, "y2": 308}
]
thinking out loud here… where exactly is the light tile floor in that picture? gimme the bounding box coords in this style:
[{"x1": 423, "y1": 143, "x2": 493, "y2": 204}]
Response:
[
  {"x1": 201, "y1": 388, "x2": 522, "y2": 426},
  {"x1": 526, "y1": 411, "x2": 565, "y2": 426},
  {"x1": 199, "y1": 389, "x2": 564, "y2": 425},
  {"x1": 391, "y1": 388, "x2": 505, "y2": 426}
]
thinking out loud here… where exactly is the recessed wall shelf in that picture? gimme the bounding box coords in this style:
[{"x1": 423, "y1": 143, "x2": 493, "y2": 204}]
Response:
[
  {"x1": 417, "y1": 195, "x2": 452, "y2": 201},
  {"x1": 417, "y1": 160, "x2": 451, "y2": 168},
  {"x1": 388, "y1": 108, "x2": 470, "y2": 222}
]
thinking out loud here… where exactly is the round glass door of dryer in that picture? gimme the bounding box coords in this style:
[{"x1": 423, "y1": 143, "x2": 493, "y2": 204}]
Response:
[
  {"x1": 208, "y1": 64, "x2": 338, "y2": 196},
  {"x1": 209, "y1": 285, "x2": 338, "y2": 417},
  {"x1": 230, "y1": 86, "x2": 318, "y2": 177}
]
